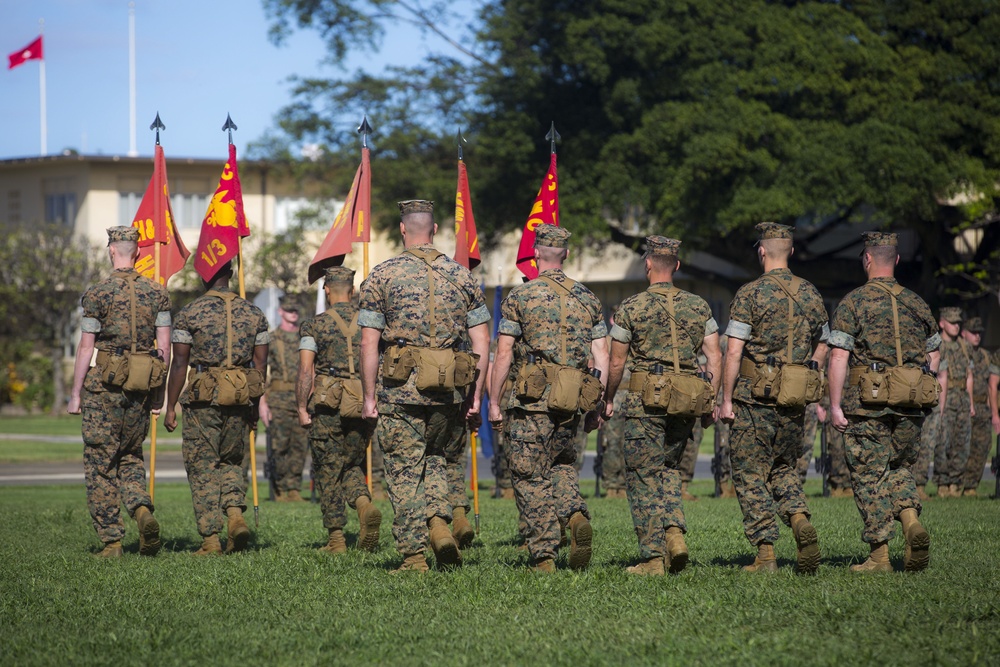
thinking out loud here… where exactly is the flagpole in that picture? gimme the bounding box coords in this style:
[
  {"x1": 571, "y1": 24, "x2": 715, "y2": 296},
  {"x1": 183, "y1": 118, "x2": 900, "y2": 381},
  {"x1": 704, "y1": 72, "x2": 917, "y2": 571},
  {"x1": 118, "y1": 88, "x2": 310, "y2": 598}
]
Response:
[
  {"x1": 358, "y1": 115, "x2": 374, "y2": 494},
  {"x1": 147, "y1": 113, "x2": 166, "y2": 503},
  {"x1": 127, "y1": 3, "x2": 138, "y2": 157},
  {"x1": 38, "y1": 19, "x2": 46, "y2": 156}
]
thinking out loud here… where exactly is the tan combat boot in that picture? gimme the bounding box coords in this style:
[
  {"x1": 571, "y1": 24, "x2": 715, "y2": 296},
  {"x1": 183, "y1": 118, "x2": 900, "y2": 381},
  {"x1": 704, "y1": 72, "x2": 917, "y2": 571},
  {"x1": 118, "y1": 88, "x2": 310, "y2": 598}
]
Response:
[
  {"x1": 194, "y1": 534, "x2": 222, "y2": 556},
  {"x1": 558, "y1": 516, "x2": 570, "y2": 549},
  {"x1": 899, "y1": 508, "x2": 930, "y2": 572},
  {"x1": 915, "y1": 485, "x2": 930, "y2": 501},
  {"x1": 428, "y1": 516, "x2": 462, "y2": 568},
  {"x1": 790, "y1": 513, "x2": 820, "y2": 574},
  {"x1": 935, "y1": 484, "x2": 950, "y2": 498},
  {"x1": 681, "y1": 481, "x2": 698, "y2": 501},
  {"x1": 134, "y1": 506, "x2": 161, "y2": 557},
  {"x1": 567, "y1": 512, "x2": 593, "y2": 571},
  {"x1": 225, "y1": 507, "x2": 251, "y2": 554},
  {"x1": 452, "y1": 507, "x2": 475, "y2": 549},
  {"x1": 95, "y1": 541, "x2": 123, "y2": 558},
  {"x1": 319, "y1": 529, "x2": 347, "y2": 555},
  {"x1": 626, "y1": 557, "x2": 665, "y2": 576},
  {"x1": 274, "y1": 489, "x2": 287, "y2": 503},
  {"x1": 533, "y1": 558, "x2": 556, "y2": 573},
  {"x1": 392, "y1": 553, "x2": 429, "y2": 573},
  {"x1": 500, "y1": 487, "x2": 515, "y2": 500},
  {"x1": 720, "y1": 481, "x2": 738, "y2": 499},
  {"x1": 964, "y1": 488, "x2": 978, "y2": 497},
  {"x1": 355, "y1": 496, "x2": 382, "y2": 552},
  {"x1": 850, "y1": 541, "x2": 891, "y2": 572},
  {"x1": 665, "y1": 527, "x2": 689, "y2": 573},
  {"x1": 286, "y1": 489, "x2": 305, "y2": 502},
  {"x1": 743, "y1": 543, "x2": 778, "y2": 572},
  {"x1": 949, "y1": 484, "x2": 962, "y2": 498}
]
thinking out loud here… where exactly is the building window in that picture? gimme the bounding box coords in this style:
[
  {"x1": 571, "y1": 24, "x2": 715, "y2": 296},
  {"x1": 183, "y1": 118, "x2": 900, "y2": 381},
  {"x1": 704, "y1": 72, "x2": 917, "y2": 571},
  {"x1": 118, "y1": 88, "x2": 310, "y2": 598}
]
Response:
[
  {"x1": 6, "y1": 190, "x2": 21, "y2": 224},
  {"x1": 44, "y1": 193, "x2": 76, "y2": 225},
  {"x1": 172, "y1": 193, "x2": 211, "y2": 229},
  {"x1": 119, "y1": 191, "x2": 144, "y2": 226}
]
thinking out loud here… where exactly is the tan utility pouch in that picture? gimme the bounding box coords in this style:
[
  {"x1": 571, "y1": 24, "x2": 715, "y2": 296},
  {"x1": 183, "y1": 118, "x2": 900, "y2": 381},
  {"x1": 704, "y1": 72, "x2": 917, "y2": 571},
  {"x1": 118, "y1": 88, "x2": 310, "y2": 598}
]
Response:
[
  {"x1": 414, "y1": 347, "x2": 458, "y2": 391},
  {"x1": 886, "y1": 367, "x2": 928, "y2": 409},
  {"x1": 381, "y1": 344, "x2": 415, "y2": 382},
  {"x1": 123, "y1": 354, "x2": 167, "y2": 393},
  {"x1": 669, "y1": 374, "x2": 715, "y2": 417},
  {"x1": 515, "y1": 362, "x2": 548, "y2": 401},
  {"x1": 311, "y1": 374, "x2": 344, "y2": 411},
  {"x1": 919, "y1": 374, "x2": 942, "y2": 408},
  {"x1": 340, "y1": 379, "x2": 364, "y2": 418},
  {"x1": 750, "y1": 363, "x2": 782, "y2": 401},
  {"x1": 99, "y1": 352, "x2": 130, "y2": 387},
  {"x1": 858, "y1": 368, "x2": 889, "y2": 405},
  {"x1": 187, "y1": 369, "x2": 216, "y2": 403},
  {"x1": 454, "y1": 351, "x2": 479, "y2": 389},
  {"x1": 213, "y1": 367, "x2": 250, "y2": 406},
  {"x1": 775, "y1": 364, "x2": 822, "y2": 409},
  {"x1": 641, "y1": 372, "x2": 673, "y2": 410},
  {"x1": 548, "y1": 366, "x2": 586, "y2": 413},
  {"x1": 579, "y1": 372, "x2": 603, "y2": 412}
]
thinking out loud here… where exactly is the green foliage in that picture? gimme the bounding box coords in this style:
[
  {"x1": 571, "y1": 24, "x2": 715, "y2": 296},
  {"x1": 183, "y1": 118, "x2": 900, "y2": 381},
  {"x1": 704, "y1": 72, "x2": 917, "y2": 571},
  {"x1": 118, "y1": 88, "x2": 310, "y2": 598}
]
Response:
[{"x1": 2, "y1": 483, "x2": 999, "y2": 665}]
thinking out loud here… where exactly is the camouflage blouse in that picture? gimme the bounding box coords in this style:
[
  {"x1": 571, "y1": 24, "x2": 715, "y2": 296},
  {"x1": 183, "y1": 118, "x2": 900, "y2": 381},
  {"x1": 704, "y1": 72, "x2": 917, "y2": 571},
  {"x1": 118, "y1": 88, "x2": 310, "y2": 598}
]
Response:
[{"x1": 299, "y1": 302, "x2": 362, "y2": 381}]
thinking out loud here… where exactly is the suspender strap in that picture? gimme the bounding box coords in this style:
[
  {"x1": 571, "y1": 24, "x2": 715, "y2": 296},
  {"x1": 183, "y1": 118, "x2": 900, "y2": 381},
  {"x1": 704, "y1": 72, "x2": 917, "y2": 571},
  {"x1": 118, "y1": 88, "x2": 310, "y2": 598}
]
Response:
[
  {"x1": 274, "y1": 335, "x2": 288, "y2": 382},
  {"x1": 539, "y1": 275, "x2": 581, "y2": 365},
  {"x1": 647, "y1": 286, "x2": 701, "y2": 371},
  {"x1": 763, "y1": 275, "x2": 805, "y2": 364},
  {"x1": 405, "y1": 247, "x2": 450, "y2": 345},
  {"x1": 206, "y1": 290, "x2": 239, "y2": 366},
  {"x1": 327, "y1": 309, "x2": 360, "y2": 379},
  {"x1": 868, "y1": 281, "x2": 906, "y2": 366},
  {"x1": 113, "y1": 272, "x2": 142, "y2": 354}
]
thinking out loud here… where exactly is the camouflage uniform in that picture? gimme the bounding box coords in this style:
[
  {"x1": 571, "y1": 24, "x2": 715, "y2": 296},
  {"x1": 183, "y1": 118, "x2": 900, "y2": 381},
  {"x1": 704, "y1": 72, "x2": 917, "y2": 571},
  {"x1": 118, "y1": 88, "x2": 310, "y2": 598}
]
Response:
[
  {"x1": 610, "y1": 280, "x2": 717, "y2": 561},
  {"x1": 80, "y1": 267, "x2": 170, "y2": 546},
  {"x1": 360, "y1": 242, "x2": 489, "y2": 556},
  {"x1": 600, "y1": 380, "x2": 628, "y2": 494},
  {"x1": 499, "y1": 269, "x2": 606, "y2": 562},
  {"x1": 829, "y1": 273, "x2": 939, "y2": 545},
  {"x1": 679, "y1": 423, "x2": 701, "y2": 483},
  {"x1": 963, "y1": 323, "x2": 993, "y2": 492},
  {"x1": 912, "y1": 405, "x2": 940, "y2": 486},
  {"x1": 936, "y1": 337, "x2": 973, "y2": 488},
  {"x1": 267, "y1": 326, "x2": 309, "y2": 494},
  {"x1": 726, "y1": 267, "x2": 829, "y2": 547},
  {"x1": 300, "y1": 302, "x2": 372, "y2": 533},
  {"x1": 797, "y1": 403, "x2": 819, "y2": 483},
  {"x1": 173, "y1": 286, "x2": 269, "y2": 538}
]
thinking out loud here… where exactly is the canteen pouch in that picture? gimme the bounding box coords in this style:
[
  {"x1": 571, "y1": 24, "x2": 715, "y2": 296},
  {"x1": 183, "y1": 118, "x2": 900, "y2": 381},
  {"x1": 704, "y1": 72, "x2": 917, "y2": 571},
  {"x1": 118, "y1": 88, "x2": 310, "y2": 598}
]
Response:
[
  {"x1": 886, "y1": 366, "x2": 926, "y2": 409},
  {"x1": 245, "y1": 368, "x2": 265, "y2": 400},
  {"x1": 381, "y1": 345, "x2": 415, "y2": 382},
  {"x1": 667, "y1": 374, "x2": 716, "y2": 417},
  {"x1": 310, "y1": 375, "x2": 343, "y2": 411},
  {"x1": 919, "y1": 373, "x2": 941, "y2": 409},
  {"x1": 774, "y1": 364, "x2": 822, "y2": 409},
  {"x1": 100, "y1": 353, "x2": 130, "y2": 388},
  {"x1": 548, "y1": 366, "x2": 585, "y2": 414},
  {"x1": 515, "y1": 363, "x2": 548, "y2": 402},
  {"x1": 122, "y1": 354, "x2": 167, "y2": 393},
  {"x1": 750, "y1": 364, "x2": 781, "y2": 401},
  {"x1": 212, "y1": 367, "x2": 250, "y2": 406},
  {"x1": 858, "y1": 369, "x2": 889, "y2": 406},
  {"x1": 187, "y1": 370, "x2": 216, "y2": 403},
  {"x1": 578, "y1": 373, "x2": 604, "y2": 413},
  {"x1": 641, "y1": 373, "x2": 673, "y2": 410},
  {"x1": 340, "y1": 378, "x2": 365, "y2": 418},
  {"x1": 454, "y1": 351, "x2": 479, "y2": 389},
  {"x1": 414, "y1": 348, "x2": 457, "y2": 391}
]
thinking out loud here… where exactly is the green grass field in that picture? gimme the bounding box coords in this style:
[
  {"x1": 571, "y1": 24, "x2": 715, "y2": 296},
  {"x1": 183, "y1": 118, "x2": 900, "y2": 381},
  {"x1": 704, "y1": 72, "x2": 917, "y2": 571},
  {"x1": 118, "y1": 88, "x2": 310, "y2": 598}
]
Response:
[{"x1": 2, "y1": 480, "x2": 999, "y2": 666}]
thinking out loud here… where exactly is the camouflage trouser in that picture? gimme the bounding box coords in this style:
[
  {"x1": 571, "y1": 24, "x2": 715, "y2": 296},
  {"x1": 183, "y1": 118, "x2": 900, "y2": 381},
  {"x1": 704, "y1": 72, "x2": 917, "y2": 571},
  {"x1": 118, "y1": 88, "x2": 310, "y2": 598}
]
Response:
[
  {"x1": 181, "y1": 404, "x2": 251, "y2": 537},
  {"x1": 624, "y1": 414, "x2": 694, "y2": 559},
  {"x1": 797, "y1": 403, "x2": 819, "y2": 483},
  {"x1": 937, "y1": 395, "x2": 972, "y2": 487},
  {"x1": 844, "y1": 414, "x2": 922, "y2": 544},
  {"x1": 370, "y1": 429, "x2": 386, "y2": 484},
  {"x1": 911, "y1": 408, "x2": 940, "y2": 485},
  {"x1": 826, "y1": 423, "x2": 851, "y2": 489},
  {"x1": 505, "y1": 408, "x2": 590, "y2": 561},
  {"x1": 377, "y1": 402, "x2": 463, "y2": 556},
  {"x1": 601, "y1": 410, "x2": 626, "y2": 491},
  {"x1": 309, "y1": 409, "x2": 371, "y2": 532},
  {"x1": 730, "y1": 402, "x2": 810, "y2": 546},
  {"x1": 82, "y1": 388, "x2": 153, "y2": 544},
  {"x1": 714, "y1": 422, "x2": 732, "y2": 484},
  {"x1": 964, "y1": 404, "x2": 993, "y2": 491},
  {"x1": 492, "y1": 427, "x2": 513, "y2": 490},
  {"x1": 446, "y1": 428, "x2": 471, "y2": 513},
  {"x1": 267, "y1": 395, "x2": 310, "y2": 493},
  {"x1": 573, "y1": 425, "x2": 588, "y2": 474},
  {"x1": 679, "y1": 422, "x2": 701, "y2": 482}
]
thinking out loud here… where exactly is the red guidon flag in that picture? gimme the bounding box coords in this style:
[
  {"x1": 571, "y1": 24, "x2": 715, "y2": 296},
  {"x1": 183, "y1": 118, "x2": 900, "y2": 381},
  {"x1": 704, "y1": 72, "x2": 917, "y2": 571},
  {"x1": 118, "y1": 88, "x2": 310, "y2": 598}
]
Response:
[
  {"x1": 8, "y1": 36, "x2": 42, "y2": 70},
  {"x1": 308, "y1": 146, "x2": 371, "y2": 283},
  {"x1": 131, "y1": 144, "x2": 190, "y2": 284},
  {"x1": 194, "y1": 144, "x2": 250, "y2": 282},
  {"x1": 515, "y1": 152, "x2": 559, "y2": 279},
  {"x1": 453, "y1": 159, "x2": 481, "y2": 270}
]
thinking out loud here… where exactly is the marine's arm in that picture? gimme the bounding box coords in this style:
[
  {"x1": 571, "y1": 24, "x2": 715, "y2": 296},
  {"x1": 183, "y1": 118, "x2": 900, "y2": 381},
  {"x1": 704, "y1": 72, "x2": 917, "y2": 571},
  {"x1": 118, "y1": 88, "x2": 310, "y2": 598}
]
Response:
[
  {"x1": 360, "y1": 327, "x2": 381, "y2": 420},
  {"x1": 67, "y1": 332, "x2": 96, "y2": 415},
  {"x1": 719, "y1": 337, "x2": 745, "y2": 423},
  {"x1": 150, "y1": 325, "x2": 172, "y2": 414},
  {"x1": 164, "y1": 342, "x2": 190, "y2": 432},
  {"x1": 602, "y1": 340, "x2": 628, "y2": 420},
  {"x1": 296, "y1": 349, "x2": 315, "y2": 427},
  {"x1": 488, "y1": 335, "x2": 515, "y2": 425}
]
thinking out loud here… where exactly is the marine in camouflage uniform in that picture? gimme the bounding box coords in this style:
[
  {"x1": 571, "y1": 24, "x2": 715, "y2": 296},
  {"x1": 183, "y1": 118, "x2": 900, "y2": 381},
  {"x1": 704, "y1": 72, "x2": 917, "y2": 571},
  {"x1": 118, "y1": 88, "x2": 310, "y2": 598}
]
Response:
[
  {"x1": 164, "y1": 262, "x2": 270, "y2": 555},
  {"x1": 679, "y1": 422, "x2": 702, "y2": 500},
  {"x1": 359, "y1": 200, "x2": 490, "y2": 572},
  {"x1": 599, "y1": 371, "x2": 628, "y2": 497},
  {"x1": 796, "y1": 403, "x2": 819, "y2": 484},
  {"x1": 297, "y1": 267, "x2": 381, "y2": 553},
  {"x1": 934, "y1": 308, "x2": 974, "y2": 497},
  {"x1": 602, "y1": 236, "x2": 721, "y2": 575},
  {"x1": 828, "y1": 231, "x2": 938, "y2": 572},
  {"x1": 68, "y1": 226, "x2": 171, "y2": 558},
  {"x1": 261, "y1": 295, "x2": 309, "y2": 501},
  {"x1": 488, "y1": 224, "x2": 609, "y2": 573},
  {"x1": 961, "y1": 317, "x2": 993, "y2": 495},
  {"x1": 720, "y1": 222, "x2": 828, "y2": 574},
  {"x1": 911, "y1": 394, "x2": 941, "y2": 497}
]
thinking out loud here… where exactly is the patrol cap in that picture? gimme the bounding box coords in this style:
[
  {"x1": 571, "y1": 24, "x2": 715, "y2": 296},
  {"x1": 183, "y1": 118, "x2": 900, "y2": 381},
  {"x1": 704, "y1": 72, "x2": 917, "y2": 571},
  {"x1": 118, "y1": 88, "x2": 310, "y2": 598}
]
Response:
[
  {"x1": 644, "y1": 235, "x2": 681, "y2": 257},
  {"x1": 323, "y1": 266, "x2": 356, "y2": 285},
  {"x1": 534, "y1": 223, "x2": 571, "y2": 249},
  {"x1": 755, "y1": 222, "x2": 793, "y2": 244},
  {"x1": 279, "y1": 295, "x2": 299, "y2": 312},
  {"x1": 963, "y1": 316, "x2": 983, "y2": 333},
  {"x1": 397, "y1": 200, "x2": 434, "y2": 216},
  {"x1": 107, "y1": 226, "x2": 139, "y2": 245},
  {"x1": 939, "y1": 307, "x2": 963, "y2": 324},
  {"x1": 861, "y1": 231, "x2": 898, "y2": 247}
]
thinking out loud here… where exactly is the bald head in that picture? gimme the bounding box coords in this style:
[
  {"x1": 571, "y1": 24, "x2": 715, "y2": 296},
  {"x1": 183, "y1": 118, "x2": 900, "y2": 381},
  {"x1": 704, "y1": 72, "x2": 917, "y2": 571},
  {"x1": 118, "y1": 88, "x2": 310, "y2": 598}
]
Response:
[
  {"x1": 536, "y1": 245, "x2": 568, "y2": 264},
  {"x1": 108, "y1": 240, "x2": 138, "y2": 268},
  {"x1": 402, "y1": 212, "x2": 435, "y2": 236},
  {"x1": 866, "y1": 244, "x2": 898, "y2": 266},
  {"x1": 759, "y1": 238, "x2": 792, "y2": 260}
]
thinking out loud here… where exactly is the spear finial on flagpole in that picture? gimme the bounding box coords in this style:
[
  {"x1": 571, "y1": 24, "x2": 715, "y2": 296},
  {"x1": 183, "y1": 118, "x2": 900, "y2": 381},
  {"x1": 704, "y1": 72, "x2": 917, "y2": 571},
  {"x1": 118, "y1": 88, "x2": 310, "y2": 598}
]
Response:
[
  {"x1": 546, "y1": 121, "x2": 560, "y2": 155},
  {"x1": 149, "y1": 113, "x2": 165, "y2": 146},
  {"x1": 357, "y1": 115, "x2": 373, "y2": 148},
  {"x1": 223, "y1": 113, "x2": 238, "y2": 145},
  {"x1": 457, "y1": 127, "x2": 467, "y2": 161}
]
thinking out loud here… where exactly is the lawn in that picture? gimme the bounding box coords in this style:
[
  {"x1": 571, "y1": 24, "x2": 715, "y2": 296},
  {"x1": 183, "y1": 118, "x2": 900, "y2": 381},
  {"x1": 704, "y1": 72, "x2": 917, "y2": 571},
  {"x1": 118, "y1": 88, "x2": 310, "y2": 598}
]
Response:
[{"x1": 1, "y1": 481, "x2": 998, "y2": 666}]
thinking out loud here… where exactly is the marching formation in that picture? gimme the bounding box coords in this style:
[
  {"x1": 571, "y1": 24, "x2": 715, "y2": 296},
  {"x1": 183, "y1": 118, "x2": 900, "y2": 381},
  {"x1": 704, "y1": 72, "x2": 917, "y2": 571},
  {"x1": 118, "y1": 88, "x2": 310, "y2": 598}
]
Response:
[{"x1": 69, "y1": 210, "x2": 1000, "y2": 575}]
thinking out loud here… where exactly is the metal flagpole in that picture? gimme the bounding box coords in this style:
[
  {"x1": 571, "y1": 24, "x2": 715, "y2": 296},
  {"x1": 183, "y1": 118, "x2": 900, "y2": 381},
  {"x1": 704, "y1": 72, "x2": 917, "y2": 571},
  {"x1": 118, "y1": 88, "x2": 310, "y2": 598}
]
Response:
[
  {"x1": 148, "y1": 113, "x2": 165, "y2": 502},
  {"x1": 128, "y1": 3, "x2": 137, "y2": 157},
  {"x1": 38, "y1": 19, "x2": 46, "y2": 156},
  {"x1": 358, "y1": 116, "x2": 374, "y2": 494}
]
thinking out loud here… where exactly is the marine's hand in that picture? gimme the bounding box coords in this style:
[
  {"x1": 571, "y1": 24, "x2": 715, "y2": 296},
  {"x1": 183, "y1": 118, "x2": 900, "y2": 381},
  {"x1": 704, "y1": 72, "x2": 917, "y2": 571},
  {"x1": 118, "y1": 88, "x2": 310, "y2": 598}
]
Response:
[
  {"x1": 970, "y1": 404, "x2": 976, "y2": 418},
  {"x1": 259, "y1": 402, "x2": 272, "y2": 427},
  {"x1": 992, "y1": 414, "x2": 1000, "y2": 435},
  {"x1": 816, "y1": 404, "x2": 828, "y2": 423},
  {"x1": 719, "y1": 400, "x2": 735, "y2": 424},
  {"x1": 488, "y1": 403, "x2": 503, "y2": 427},
  {"x1": 164, "y1": 409, "x2": 178, "y2": 432},
  {"x1": 67, "y1": 395, "x2": 81, "y2": 415},
  {"x1": 601, "y1": 402, "x2": 614, "y2": 421},
  {"x1": 298, "y1": 408, "x2": 312, "y2": 428},
  {"x1": 363, "y1": 398, "x2": 379, "y2": 421},
  {"x1": 830, "y1": 405, "x2": 848, "y2": 432}
]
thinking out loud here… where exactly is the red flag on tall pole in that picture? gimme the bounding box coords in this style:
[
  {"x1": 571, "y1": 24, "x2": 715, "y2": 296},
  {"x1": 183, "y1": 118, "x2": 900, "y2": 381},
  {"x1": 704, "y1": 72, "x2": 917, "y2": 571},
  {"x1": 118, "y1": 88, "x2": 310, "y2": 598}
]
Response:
[
  {"x1": 454, "y1": 157, "x2": 481, "y2": 270},
  {"x1": 131, "y1": 144, "x2": 189, "y2": 284},
  {"x1": 308, "y1": 145, "x2": 371, "y2": 283},
  {"x1": 8, "y1": 36, "x2": 42, "y2": 69},
  {"x1": 515, "y1": 152, "x2": 559, "y2": 279},
  {"x1": 193, "y1": 143, "x2": 248, "y2": 282}
]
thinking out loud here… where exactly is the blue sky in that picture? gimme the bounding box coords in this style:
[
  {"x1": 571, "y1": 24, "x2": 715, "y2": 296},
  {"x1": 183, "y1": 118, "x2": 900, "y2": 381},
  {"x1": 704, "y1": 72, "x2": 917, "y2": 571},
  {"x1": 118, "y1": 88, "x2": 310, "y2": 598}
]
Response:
[{"x1": 0, "y1": 0, "x2": 475, "y2": 161}]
